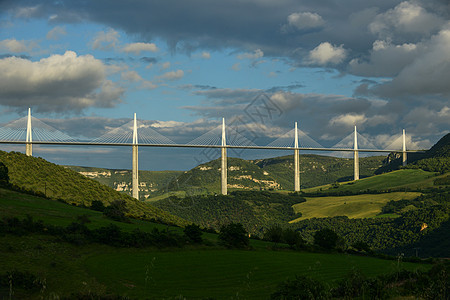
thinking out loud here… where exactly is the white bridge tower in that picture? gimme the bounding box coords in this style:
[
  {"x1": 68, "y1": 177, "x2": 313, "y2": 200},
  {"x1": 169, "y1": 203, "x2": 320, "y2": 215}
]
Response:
[
  {"x1": 26, "y1": 108, "x2": 32, "y2": 156},
  {"x1": 294, "y1": 122, "x2": 300, "y2": 191},
  {"x1": 132, "y1": 113, "x2": 139, "y2": 200},
  {"x1": 354, "y1": 125, "x2": 359, "y2": 181},
  {"x1": 221, "y1": 118, "x2": 227, "y2": 195}
]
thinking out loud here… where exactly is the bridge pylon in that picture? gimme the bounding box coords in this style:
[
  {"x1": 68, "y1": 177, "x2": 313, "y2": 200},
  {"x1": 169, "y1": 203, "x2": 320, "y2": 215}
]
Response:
[
  {"x1": 132, "y1": 113, "x2": 139, "y2": 200},
  {"x1": 402, "y1": 129, "x2": 407, "y2": 166},
  {"x1": 354, "y1": 125, "x2": 359, "y2": 181},
  {"x1": 294, "y1": 122, "x2": 300, "y2": 191},
  {"x1": 26, "y1": 108, "x2": 32, "y2": 156},
  {"x1": 221, "y1": 118, "x2": 227, "y2": 195}
]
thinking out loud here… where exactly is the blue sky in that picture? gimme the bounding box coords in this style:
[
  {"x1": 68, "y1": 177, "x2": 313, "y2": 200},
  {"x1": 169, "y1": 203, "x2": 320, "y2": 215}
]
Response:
[{"x1": 0, "y1": 0, "x2": 449, "y2": 170}]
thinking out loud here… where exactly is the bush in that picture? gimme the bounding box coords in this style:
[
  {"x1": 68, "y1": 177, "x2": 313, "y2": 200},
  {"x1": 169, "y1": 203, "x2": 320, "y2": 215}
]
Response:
[
  {"x1": 183, "y1": 224, "x2": 203, "y2": 243},
  {"x1": 218, "y1": 223, "x2": 249, "y2": 249},
  {"x1": 270, "y1": 275, "x2": 330, "y2": 299},
  {"x1": 282, "y1": 228, "x2": 304, "y2": 249},
  {"x1": 90, "y1": 200, "x2": 105, "y2": 212},
  {"x1": 264, "y1": 225, "x2": 283, "y2": 245},
  {"x1": 103, "y1": 200, "x2": 129, "y2": 222},
  {"x1": 313, "y1": 228, "x2": 339, "y2": 250}
]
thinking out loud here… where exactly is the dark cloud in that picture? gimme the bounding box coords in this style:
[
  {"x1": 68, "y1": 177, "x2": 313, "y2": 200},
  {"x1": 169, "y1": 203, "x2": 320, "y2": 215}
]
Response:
[{"x1": 140, "y1": 56, "x2": 158, "y2": 64}]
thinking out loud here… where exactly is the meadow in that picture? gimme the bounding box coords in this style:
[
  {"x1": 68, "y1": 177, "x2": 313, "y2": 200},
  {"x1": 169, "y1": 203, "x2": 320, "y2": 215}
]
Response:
[
  {"x1": 0, "y1": 188, "x2": 432, "y2": 299},
  {"x1": 291, "y1": 192, "x2": 422, "y2": 221}
]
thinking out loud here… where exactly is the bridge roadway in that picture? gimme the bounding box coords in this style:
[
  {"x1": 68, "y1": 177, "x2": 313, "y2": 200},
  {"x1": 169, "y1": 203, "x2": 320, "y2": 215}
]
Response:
[{"x1": 0, "y1": 140, "x2": 426, "y2": 153}]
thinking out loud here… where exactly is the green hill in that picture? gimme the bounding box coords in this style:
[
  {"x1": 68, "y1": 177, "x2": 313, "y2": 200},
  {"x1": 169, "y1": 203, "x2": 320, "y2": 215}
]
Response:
[
  {"x1": 376, "y1": 132, "x2": 450, "y2": 174},
  {"x1": 0, "y1": 188, "x2": 434, "y2": 299},
  {"x1": 0, "y1": 151, "x2": 187, "y2": 226},
  {"x1": 64, "y1": 165, "x2": 183, "y2": 200},
  {"x1": 255, "y1": 154, "x2": 384, "y2": 189}
]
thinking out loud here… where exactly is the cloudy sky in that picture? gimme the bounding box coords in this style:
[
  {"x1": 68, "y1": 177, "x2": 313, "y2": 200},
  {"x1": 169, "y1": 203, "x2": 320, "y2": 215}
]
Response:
[{"x1": 0, "y1": 0, "x2": 449, "y2": 170}]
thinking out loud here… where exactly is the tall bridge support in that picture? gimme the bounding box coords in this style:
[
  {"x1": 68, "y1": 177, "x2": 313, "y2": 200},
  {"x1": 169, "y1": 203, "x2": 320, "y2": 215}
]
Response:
[
  {"x1": 132, "y1": 113, "x2": 139, "y2": 200},
  {"x1": 221, "y1": 118, "x2": 227, "y2": 195},
  {"x1": 26, "y1": 108, "x2": 32, "y2": 156},
  {"x1": 354, "y1": 125, "x2": 359, "y2": 181},
  {"x1": 402, "y1": 129, "x2": 407, "y2": 166},
  {"x1": 294, "y1": 122, "x2": 300, "y2": 192}
]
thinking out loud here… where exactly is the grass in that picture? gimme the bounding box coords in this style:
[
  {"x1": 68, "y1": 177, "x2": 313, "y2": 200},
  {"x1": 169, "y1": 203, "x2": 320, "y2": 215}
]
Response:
[
  {"x1": 83, "y1": 249, "x2": 430, "y2": 299},
  {"x1": 303, "y1": 169, "x2": 441, "y2": 194},
  {"x1": 0, "y1": 187, "x2": 433, "y2": 299},
  {"x1": 0, "y1": 187, "x2": 178, "y2": 232},
  {"x1": 291, "y1": 192, "x2": 422, "y2": 222}
]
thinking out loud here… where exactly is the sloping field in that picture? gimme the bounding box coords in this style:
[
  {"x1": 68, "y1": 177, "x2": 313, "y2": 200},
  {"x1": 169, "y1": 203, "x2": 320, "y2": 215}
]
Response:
[
  {"x1": 291, "y1": 192, "x2": 421, "y2": 222},
  {"x1": 83, "y1": 248, "x2": 429, "y2": 299},
  {"x1": 304, "y1": 169, "x2": 440, "y2": 194}
]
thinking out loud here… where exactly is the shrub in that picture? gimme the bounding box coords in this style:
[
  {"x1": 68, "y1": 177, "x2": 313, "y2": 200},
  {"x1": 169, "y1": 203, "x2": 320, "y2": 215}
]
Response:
[
  {"x1": 313, "y1": 228, "x2": 339, "y2": 250},
  {"x1": 264, "y1": 225, "x2": 283, "y2": 245},
  {"x1": 218, "y1": 223, "x2": 249, "y2": 249},
  {"x1": 183, "y1": 224, "x2": 203, "y2": 243},
  {"x1": 270, "y1": 275, "x2": 330, "y2": 300}
]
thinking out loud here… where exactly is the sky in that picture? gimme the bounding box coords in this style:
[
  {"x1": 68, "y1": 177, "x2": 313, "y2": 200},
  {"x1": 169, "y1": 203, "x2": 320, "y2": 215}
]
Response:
[{"x1": 0, "y1": 0, "x2": 449, "y2": 171}]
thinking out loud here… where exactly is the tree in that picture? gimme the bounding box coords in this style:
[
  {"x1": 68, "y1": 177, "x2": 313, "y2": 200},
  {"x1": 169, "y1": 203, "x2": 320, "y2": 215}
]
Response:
[
  {"x1": 90, "y1": 200, "x2": 105, "y2": 212},
  {"x1": 282, "y1": 228, "x2": 304, "y2": 249},
  {"x1": 184, "y1": 224, "x2": 203, "y2": 243},
  {"x1": 270, "y1": 276, "x2": 330, "y2": 300},
  {"x1": 0, "y1": 162, "x2": 9, "y2": 186},
  {"x1": 314, "y1": 228, "x2": 339, "y2": 250},
  {"x1": 103, "y1": 200, "x2": 129, "y2": 222},
  {"x1": 264, "y1": 225, "x2": 283, "y2": 246},
  {"x1": 218, "y1": 223, "x2": 249, "y2": 249}
]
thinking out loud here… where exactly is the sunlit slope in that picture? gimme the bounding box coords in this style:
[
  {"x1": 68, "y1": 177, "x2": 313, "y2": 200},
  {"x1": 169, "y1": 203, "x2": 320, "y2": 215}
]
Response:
[
  {"x1": 304, "y1": 169, "x2": 440, "y2": 194},
  {"x1": 291, "y1": 192, "x2": 421, "y2": 222},
  {"x1": 0, "y1": 151, "x2": 187, "y2": 226}
]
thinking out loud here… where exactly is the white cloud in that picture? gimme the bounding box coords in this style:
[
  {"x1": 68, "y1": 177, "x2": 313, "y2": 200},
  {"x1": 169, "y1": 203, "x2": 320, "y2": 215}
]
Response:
[
  {"x1": 201, "y1": 51, "x2": 211, "y2": 59},
  {"x1": 122, "y1": 42, "x2": 158, "y2": 55},
  {"x1": 308, "y1": 42, "x2": 346, "y2": 65},
  {"x1": 160, "y1": 62, "x2": 171, "y2": 70},
  {"x1": 0, "y1": 51, "x2": 123, "y2": 112},
  {"x1": 121, "y1": 70, "x2": 143, "y2": 82},
  {"x1": 91, "y1": 29, "x2": 120, "y2": 51},
  {"x1": 46, "y1": 26, "x2": 67, "y2": 40},
  {"x1": 284, "y1": 12, "x2": 325, "y2": 31},
  {"x1": 369, "y1": 2, "x2": 444, "y2": 38},
  {"x1": 349, "y1": 40, "x2": 419, "y2": 77},
  {"x1": 0, "y1": 39, "x2": 37, "y2": 53},
  {"x1": 231, "y1": 62, "x2": 241, "y2": 71},
  {"x1": 237, "y1": 49, "x2": 264, "y2": 60},
  {"x1": 157, "y1": 70, "x2": 184, "y2": 81},
  {"x1": 329, "y1": 114, "x2": 366, "y2": 127}
]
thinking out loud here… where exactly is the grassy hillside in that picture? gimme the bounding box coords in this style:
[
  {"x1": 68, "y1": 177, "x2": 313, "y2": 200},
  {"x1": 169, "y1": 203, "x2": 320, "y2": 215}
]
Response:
[
  {"x1": 153, "y1": 191, "x2": 304, "y2": 235},
  {"x1": 305, "y1": 169, "x2": 440, "y2": 195},
  {"x1": 0, "y1": 151, "x2": 187, "y2": 226},
  {"x1": 255, "y1": 154, "x2": 384, "y2": 189},
  {"x1": 291, "y1": 192, "x2": 422, "y2": 221},
  {"x1": 0, "y1": 189, "x2": 433, "y2": 299},
  {"x1": 376, "y1": 132, "x2": 449, "y2": 174}
]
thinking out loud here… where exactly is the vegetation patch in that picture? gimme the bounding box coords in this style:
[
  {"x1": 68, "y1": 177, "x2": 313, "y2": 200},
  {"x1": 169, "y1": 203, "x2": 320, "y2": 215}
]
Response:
[{"x1": 291, "y1": 192, "x2": 422, "y2": 221}]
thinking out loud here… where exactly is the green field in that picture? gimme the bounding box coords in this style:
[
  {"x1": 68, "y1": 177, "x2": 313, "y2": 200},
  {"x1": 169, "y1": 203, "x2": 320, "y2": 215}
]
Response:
[
  {"x1": 291, "y1": 192, "x2": 422, "y2": 222},
  {"x1": 84, "y1": 249, "x2": 429, "y2": 299},
  {"x1": 0, "y1": 233, "x2": 430, "y2": 299},
  {"x1": 0, "y1": 187, "x2": 433, "y2": 299},
  {"x1": 304, "y1": 169, "x2": 440, "y2": 194}
]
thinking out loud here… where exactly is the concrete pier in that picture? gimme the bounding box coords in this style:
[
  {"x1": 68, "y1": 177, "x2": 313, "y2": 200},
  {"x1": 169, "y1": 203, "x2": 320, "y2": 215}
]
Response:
[
  {"x1": 354, "y1": 125, "x2": 359, "y2": 181},
  {"x1": 132, "y1": 113, "x2": 139, "y2": 200},
  {"x1": 26, "y1": 108, "x2": 32, "y2": 156},
  {"x1": 294, "y1": 122, "x2": 300, "y2": 191},
  {"x1": 221, "y1": 118, "x2": 227, "y2": 195},
  {"x1": 402, "y1": 129, "x2": 407, "y2": 166}
]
